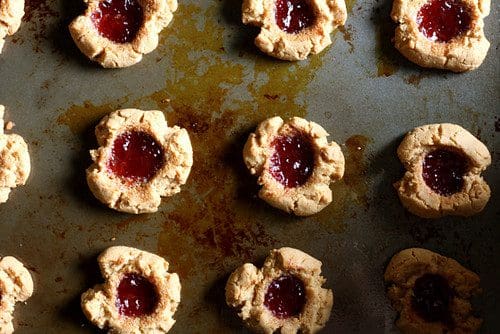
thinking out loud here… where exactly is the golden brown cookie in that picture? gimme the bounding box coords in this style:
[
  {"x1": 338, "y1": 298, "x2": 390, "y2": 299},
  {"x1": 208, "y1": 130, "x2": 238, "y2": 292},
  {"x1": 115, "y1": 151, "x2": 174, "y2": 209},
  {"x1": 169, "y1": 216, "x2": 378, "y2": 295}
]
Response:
[
  {"x1": 0, "y1": 105, "x2": 30, "y2": 204},
  {"x1": 69, "y1": 0, "x2": 177, "y2": 68},
  {"x1": 242, "y1": 0, "x2": 347, "y2": 60},
  {"x1": 226, "y1": 247, "x2": 333, "y2": 333},
  {"x1": 243, "y1": 116, "x2": 344, "y2": 216},
  {"x1": 0, "y1": 0, "x2": 24, "y2": 53},
  {"x1": 81, "y1": 246, "x2": 181, "y2": 333},
  {"x1": 86, "y1": 108, "x2": 193, "y2": 214},
  {"x1": 384, "y1": 248, "x2": 482, "y2": 334},
  {"x1": 394, "y1": 123, "x2": 490, "y2": 218},
  {"x1": 391, "y1": 0, "x2": 490, "y2": 72},
  {"x1": 0, "y1": 256, "x2": 34, "y2": 334}
]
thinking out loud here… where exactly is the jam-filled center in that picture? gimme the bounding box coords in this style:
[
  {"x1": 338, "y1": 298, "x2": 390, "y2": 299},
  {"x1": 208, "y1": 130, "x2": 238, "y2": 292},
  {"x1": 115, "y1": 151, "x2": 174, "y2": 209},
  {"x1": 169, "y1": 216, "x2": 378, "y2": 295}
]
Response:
[
  {"x1": 264, "y1": 274, "x2": 306, "y2": 318},
  {"x1": 416, "y1": 0, "x2": 471, "y2": 42},
  {"x1": 269, "y1": 133, "x2": 315, "y2": 188},
  {"x1": 412, "y1": 273, "x2": 453, "y2": 323},
  {"x1": 116, "y1": 273, "x2": 158, "y2": 317},
  {"x1": 422, "y1": 148, "x2": 468, "y2": 196},
  {"x1": 107, "y1": 130, "x2": 164, "y2": 183},
  {"x1": 91, "y1": 0, "x2": 143, "y2": 44},
  {"x1": 275, "y1": 0, "x2": 316, "y2": 34}
]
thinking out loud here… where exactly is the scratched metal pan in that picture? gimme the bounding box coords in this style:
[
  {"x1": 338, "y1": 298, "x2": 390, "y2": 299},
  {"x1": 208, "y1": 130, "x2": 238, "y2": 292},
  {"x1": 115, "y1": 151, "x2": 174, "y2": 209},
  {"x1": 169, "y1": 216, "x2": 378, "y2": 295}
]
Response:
[{"x1": 0, "y1": 0, "x2": 498, "y2": 332}]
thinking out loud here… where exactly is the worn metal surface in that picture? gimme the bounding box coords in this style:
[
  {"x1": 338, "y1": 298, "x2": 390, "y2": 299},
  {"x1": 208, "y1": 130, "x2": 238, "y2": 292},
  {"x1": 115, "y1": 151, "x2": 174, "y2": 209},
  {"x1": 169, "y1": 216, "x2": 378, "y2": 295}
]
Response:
[{"x1": 0, "y1": 0, "x2": 498, "y2": 333}]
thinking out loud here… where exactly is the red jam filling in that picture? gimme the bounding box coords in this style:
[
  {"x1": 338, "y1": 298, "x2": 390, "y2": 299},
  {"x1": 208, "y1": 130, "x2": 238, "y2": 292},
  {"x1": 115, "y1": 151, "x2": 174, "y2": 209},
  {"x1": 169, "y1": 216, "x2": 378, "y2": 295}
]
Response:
[
  {"x1": 116, "y1": 273, "x2": 158, "y2": 317},
  {"x1": 107, "y1": 130, "x2": 164, "y2": 184},
  {"x1": 412, "y1": 273, "x2": 453, "y2": 323},
  {"x1": 275, "y1": 0, "x2": 316, "y2": 34},
  {"x1": 416, "y1": 0, "x2": 471, "y2": 42},
  {"x1": 264, "y1": 274, "x2": 306, "y2": 318},
  {"x1": 91, "y1": 0, "x2": 143, "y2": 44},
  {"x1": 422, "y1": 148, "x2": 468, "y2": 196},
  {"x1": 269, "y1": 133, "x2": 315, "y2": 188}
]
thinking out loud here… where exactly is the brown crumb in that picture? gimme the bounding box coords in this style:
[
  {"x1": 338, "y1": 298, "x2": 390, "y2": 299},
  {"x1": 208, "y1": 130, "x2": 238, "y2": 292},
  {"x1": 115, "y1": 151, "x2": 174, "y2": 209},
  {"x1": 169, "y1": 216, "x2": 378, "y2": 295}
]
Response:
[{"x1": 5, "y1": 121, "x2": 15, "y2": 130}]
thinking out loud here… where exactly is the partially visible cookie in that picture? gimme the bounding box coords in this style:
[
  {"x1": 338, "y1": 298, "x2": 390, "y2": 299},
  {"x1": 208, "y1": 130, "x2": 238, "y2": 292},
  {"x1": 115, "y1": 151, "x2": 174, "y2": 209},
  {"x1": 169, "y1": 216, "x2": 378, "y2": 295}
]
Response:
[
  {"x1": 242, "y1": 0, "x2": 347, "y2": 60},
  {"x1": 69, "y1": 0, "x2": 177, "y2": 68},
  {"x1": 0, "y1": 256, "x2": 34, "y2": 334},
  {"x1": 226, "y1": 247, "x2": 333, "y2": 333},
  {"x1": 394, "y1": 123, "x2": 490, "y2": 218},
  {"x1": 0, "y1": 105, "x2": 30, "y2": 204},
  {"x1": 391, "y1": 0, "x2": 490, "y2": 71},
  {"x1": 0, "y1": 0, "x2": 24, "y2": 53},
  {"x1": 384, "y1": 248, "x2": 482, "y2": 334},
  {"x1": 86, "y1": 108, "x2": 193, "y2": 214},
  {"x1": 243, "y1": 116, "x2": 344, "y2": 216},
  {"x1": 81, "y1": 246, "x2": 181, "y2": 333}
]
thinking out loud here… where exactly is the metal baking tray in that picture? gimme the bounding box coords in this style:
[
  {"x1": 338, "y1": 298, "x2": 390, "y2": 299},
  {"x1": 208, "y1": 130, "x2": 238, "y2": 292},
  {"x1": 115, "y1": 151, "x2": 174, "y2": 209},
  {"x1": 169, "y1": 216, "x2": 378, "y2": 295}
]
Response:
[{"x1": 0, "y1": 0, "x2": 498, "y2": 332}]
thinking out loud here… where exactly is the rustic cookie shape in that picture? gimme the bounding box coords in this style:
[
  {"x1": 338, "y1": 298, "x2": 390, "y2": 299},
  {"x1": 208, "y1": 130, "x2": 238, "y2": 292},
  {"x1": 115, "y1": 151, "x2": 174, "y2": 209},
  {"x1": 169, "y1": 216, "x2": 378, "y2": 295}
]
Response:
[
  {"x1": 86, "y1": 109, "x2": 192, "y2": 214},
  {"x1": 394, "y1": 123, "x2": 490, "y2": 218},
  {"x1": 0, "y1": 0, "x2": 24, "y2": 53},
  {"x1": 384, "y1": 248, "x2": 482, "y2": 333},
  {"x1": 0, "y1": 256, "x2": 34, "y2": 334},
  {"x1": 243, "y1": 116, "x2": 344, "y2": 216},
  {"x1": 0, "y1": 105, "x2": 30, "y2": 204},
  {"x1": 81, "y1": 246, "x2": 181, "y2": 333},
  {"x1": 226, "y1": 247, "x2": 333, "y2": 333},
  {"x1": 391, "y1": 0, "x2": 490, "y2": 71},
  {"x1": 242, "y1": 0, "x2": 347, "y2": 60},
  {"x1": 69, "y1": 0, "x2": 177, "y2": 68}
]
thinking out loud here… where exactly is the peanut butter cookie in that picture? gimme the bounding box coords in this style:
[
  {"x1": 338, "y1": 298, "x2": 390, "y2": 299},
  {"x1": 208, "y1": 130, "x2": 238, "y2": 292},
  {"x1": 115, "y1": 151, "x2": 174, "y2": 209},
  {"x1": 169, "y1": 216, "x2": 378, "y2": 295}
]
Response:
[
  {"x1": 0, "y1": 0, "x2": 24, "y2": 53},
  {"x1": 226, "y1": 247, "x2": 333, "y2": 333},
  {"x1": 69, "y1": 0, "x2": 177, "y2": 68},
  {"x1": 81, "y1": 246, "x2": 181, "y2": 333},
  {"x1": 86, "y1": 108, "x2": 192, "y2": 214},
  {"x1": 243, "y1": 116, "x2": 344, "y2": 216},
  {"x1": 391, "y1": 0, "x2": 490, "y2": 71},
  {"x1": 385, "y1": 248, "x2": 482, "y2": 333},
  {"x1": 0, "y1": 256, "x2": 34, "y2": 334},
  {"x1": 242, "y1": 0, "x2": 347, "y2": 60},
  {"x1": 394, "y1": 123, "x2": 490, "y2": 218}
]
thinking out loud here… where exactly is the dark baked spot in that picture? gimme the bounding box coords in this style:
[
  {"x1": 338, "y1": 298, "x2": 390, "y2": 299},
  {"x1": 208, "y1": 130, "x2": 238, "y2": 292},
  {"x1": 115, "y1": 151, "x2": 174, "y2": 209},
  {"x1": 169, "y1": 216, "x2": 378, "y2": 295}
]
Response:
[
  {"x1": 116, "y1": 273, "x2": 159, "y2": 317},
  {"x1": 264, "y1": 274, "x2": 306, "y2": 318}
]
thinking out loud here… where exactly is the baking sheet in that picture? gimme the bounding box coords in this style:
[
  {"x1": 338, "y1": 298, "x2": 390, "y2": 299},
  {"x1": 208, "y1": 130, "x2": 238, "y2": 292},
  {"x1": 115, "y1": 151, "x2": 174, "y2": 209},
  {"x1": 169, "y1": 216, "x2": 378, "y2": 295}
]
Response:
[{"x1": 0, "y1": 0, "x2": 498, "y2": 332}]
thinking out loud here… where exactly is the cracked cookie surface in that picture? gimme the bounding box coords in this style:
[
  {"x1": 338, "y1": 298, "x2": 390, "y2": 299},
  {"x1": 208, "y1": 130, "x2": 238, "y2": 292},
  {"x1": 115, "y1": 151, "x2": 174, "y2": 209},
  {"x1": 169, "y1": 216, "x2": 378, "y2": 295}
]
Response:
[
  {"x1": 0, "y1": 105, "x2": 30, "y2": 204},
  {"x1": 81, "y1": 246, "x2": 181, "y2": 334},
  {"x1": 0, "y1": 0, "x2": 24, "y2": 53},
  {"x1": 226, "y1": 247, "x2": 333, "y2": 333},
  {"x1": 394, "y1": 123, "x2": 490, "y2": 218},
  {"x1": 86, "y1": 108, "x2": 192, "y2": 214},
  {"x1": 384, "y1": 248, "x2": 482, "y2": 334},
  {"x1": 69, "y1": 0, "x2": 177, "y2": 68},
  {"x1": 243, "y1": 116, "x2": 344, "y2": 216},
  {"x1": 242, "y1": 0, "x2": 347, "y2": 60},
  {"x1": 0, "y1": 256, "x2": 34, "y2": 334},
  {"x1": 391, "y1": 0, "x2": 490, "y2": 71}
]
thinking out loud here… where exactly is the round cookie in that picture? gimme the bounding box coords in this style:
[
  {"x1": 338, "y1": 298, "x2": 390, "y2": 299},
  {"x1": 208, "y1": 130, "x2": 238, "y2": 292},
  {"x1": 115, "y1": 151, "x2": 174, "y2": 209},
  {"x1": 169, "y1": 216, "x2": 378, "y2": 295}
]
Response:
[
  {"x1": 0, "y1": 0, "x2": 24, "y2": 53},
  {"x1": 69, "y1": 0, "x2": 177, "y2": 68},
  {"x1": 243, "y1": 116, "x2": 344, "y2": 216},
  {"x1": 384, "y1": 248, "x2": 482, "y2": 334},
  {"x1": 394, "y1": 123, "x2": 490, "y2": 218},
  {"x1": 226, "y1": 247, "x2": 333, "y2": 333},
  {"x1": 81, "y1": 246, "x2": 181, "y2": 333},
  {"x1": 86, "y1": 108, "x2": 193, "y2": 214},
  {"x1": 391, "y1": 0, "x2": 490, "y2": 71},
  {"x1": 242, "y1": 0, "x2": 347, "y2": 60},
  {"x1": 0, "y1": 256, "x2": 34, "y2": 334},
  {"x1": 0, "y1": 105, "x2": 30, "y2": 204}
]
